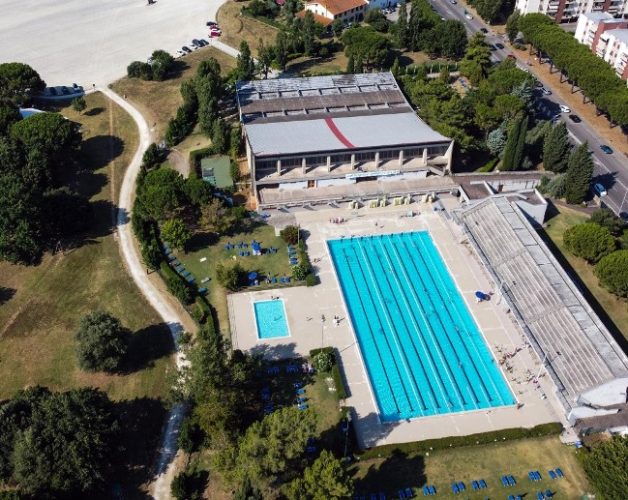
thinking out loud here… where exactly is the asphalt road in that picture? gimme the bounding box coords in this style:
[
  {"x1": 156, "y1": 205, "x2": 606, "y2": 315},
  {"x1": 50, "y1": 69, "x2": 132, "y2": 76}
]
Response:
[{"x1": 431, "y1": 0, "x2": 628, "y2": 217}]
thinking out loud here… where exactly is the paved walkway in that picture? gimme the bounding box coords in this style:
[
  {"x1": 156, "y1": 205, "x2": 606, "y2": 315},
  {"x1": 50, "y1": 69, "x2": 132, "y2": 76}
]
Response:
[{"x1": 102, "y1": 87, "x2": 191, "y2": 500}]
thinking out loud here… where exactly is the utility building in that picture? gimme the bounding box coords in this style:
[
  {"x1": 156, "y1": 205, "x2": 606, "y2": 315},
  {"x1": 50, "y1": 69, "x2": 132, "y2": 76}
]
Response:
[{"x1": 236, "y1": 73, "x2": 454, "y2": 208}]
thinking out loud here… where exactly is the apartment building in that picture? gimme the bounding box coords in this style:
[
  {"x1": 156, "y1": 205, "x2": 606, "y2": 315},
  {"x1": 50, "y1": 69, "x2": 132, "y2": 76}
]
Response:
[
  {"x1": 575, "y1": 12, "x2": 628, "y2": 79},
  {"x1": 515, "y1": 0, "x2": 628, "y2": 24},
  {"x1": 301, "y1": 0, "x2": 367, "y2": 26}
]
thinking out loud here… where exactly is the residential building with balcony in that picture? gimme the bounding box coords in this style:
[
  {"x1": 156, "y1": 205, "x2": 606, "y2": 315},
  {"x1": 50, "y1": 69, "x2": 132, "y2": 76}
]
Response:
[
  {"x1": 575, "y1": 12, "x2": 628, "y2": 79},
  {"x1": 515, "y1": 0, "x2": 628, "y2": 24}
]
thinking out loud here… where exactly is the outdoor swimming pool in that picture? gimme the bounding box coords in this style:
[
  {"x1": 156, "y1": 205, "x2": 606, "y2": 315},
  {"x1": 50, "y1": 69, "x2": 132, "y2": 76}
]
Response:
[
  {"x1": 328, "y1": 232, "x2": 515, "y2": 421},
  {"x1": 254, "y1": 300, "x2": 290, "y2": 339}
]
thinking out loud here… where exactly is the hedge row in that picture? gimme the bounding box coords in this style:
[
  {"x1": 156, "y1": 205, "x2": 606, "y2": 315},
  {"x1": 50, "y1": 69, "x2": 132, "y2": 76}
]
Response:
[
  {"x1": 310, "y1": 347, "x2": 349, "y2": 400},
  {"x1": 357, "y1": 422, "x2": 563, "y2": 459}
]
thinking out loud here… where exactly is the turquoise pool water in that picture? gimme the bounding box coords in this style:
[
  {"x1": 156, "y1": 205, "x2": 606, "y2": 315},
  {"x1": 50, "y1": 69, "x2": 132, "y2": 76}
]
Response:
[
  {"x1": 328, "y1": 232, "x2": 515, "y2": 421},
  {"x1": 254, "y1": 300, "x2": 290, "y2": 339}
]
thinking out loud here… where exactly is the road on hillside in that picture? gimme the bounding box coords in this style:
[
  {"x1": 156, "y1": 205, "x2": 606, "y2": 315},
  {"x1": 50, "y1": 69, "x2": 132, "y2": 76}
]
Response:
[{"x1": 431, "y1": 0, "x2": 628, "y2": 217}]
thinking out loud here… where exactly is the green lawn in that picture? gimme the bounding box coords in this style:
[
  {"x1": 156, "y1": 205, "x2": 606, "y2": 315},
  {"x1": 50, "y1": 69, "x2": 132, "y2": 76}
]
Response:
[
  {"x1": 352, "y1": 436, "x2": 591, "y2": 499},
  {"x1": 542, "y1": 205, "x2": 628, "y2": 342},
  {"x1": 0, "y1": 92, "x2": 175, "y2": 495},
  {"x1": 175, "y1": 222, "x2": 294, "y2": 335}
]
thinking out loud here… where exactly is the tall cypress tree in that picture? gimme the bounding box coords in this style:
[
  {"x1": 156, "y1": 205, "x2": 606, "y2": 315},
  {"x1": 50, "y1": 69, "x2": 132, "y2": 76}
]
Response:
[
  {"x1": 543, "y1": 122, "x2": 570, "y2": 173},
  {"x1": 511, "y1": 115, "x2": 529, "y2": 170},
  {"x1": 397, "y1": 0, "x2": 409, "y2": 49},
  {"x1": 501, "y1": 117, "x2": 522, "y2": 171},
  {"x1": 564, "y1": 143, "x2": 594, "y2": 204},
  {"x1": 346, "y1": 54, "x2": 355, "y2": 74}
]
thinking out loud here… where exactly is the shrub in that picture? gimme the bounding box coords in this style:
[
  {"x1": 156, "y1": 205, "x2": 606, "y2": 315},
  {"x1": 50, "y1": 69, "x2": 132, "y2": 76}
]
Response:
[
  {"x1": 563, "y1": 223, "x2": 615, "y2": 263},
  {"x1": 280, "y1": 225, "x2": 300, "y2": 245},
  {"x1": 313, "y1": 351, "x2": 334, "y2": 372},
  {"x1": 590, "y1": 208, "x2": 625, "y2": 237},
  {"x1": 309, "y1": 347, "x2": 348, "y2": 400},
  {"x1": 292, "y1": 263, "x2": 309, "y2": 281},
  {"x1": 580, "y1": 435, "x2": 628, "y2": 500},
  {"x1": 595, "y1": 250, "x2": 628, "y2": 298},
  {"x1": 305, "y1": 273, "x2": 318, "y2": 287},
  {"x1": 160, "y1": 261, "x2": 194, "y2": 304}
]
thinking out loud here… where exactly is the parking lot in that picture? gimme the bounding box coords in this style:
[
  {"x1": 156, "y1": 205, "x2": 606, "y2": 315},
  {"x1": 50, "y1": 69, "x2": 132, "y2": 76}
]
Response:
[{"x1": 0, "y1": 0, "x2": 225, "y2": 88}]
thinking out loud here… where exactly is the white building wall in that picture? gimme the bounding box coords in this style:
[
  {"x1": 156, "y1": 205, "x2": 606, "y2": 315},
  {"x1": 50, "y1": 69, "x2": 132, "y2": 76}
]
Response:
[{"x1": 516, "y1": 0, "x2": 628, "y2": 19}]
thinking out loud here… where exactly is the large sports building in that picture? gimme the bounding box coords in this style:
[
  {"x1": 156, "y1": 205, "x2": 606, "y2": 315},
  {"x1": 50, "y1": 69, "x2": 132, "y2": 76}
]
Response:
[{"x1": 236, "y1": 73, "x2": 454, "y2": 208}]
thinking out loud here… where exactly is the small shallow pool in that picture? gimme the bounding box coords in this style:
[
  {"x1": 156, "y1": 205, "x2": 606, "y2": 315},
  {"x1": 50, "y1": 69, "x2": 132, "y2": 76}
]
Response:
[{"x1": 254, "y1": 300, "x2": 290, "y2": 339}]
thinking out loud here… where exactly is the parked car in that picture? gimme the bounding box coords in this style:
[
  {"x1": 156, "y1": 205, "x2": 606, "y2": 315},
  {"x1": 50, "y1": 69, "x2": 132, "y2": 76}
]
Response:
[
  {"x1": 182, "y1": 46, "x2": 192, "y2": 53},
  {"x1": 559, "y1": 104, "x2": 571, "y2": 113},
  {"x1": 593, "y1": 183, "x2": 607, "y2": 197},
  {"x1": 480, "y1": 28, "x2": 488, "y2": 34},
  {"x1": 535, "y1": 81, "x2": 544, "y2": 88},
  {"x1": 450, "y1": 0, "x2": 456, "y2": 3},
  {"x1": 209, "y1": 31, "x2": 221, "y2": 38},
  {"x1": 206, "y1": 21, "x2": 218, "y2": 27},
  {"x1": 192, "y1": 39, "x2": 201, "y2": 47},
  {"x1": 198, "y1": 39, "x2": 208, "y2": 46},
  {"x1": 495, "y1": 42, "x2": 505, "y2": 49},
  {"x1": 569, "y1": 114, "x2": 581, "y2": 123},
  {"x1": 600, "y1": 145, "x2": 614, "y2": 154},
  {"x1": 465, "y1": 13, "x2": 473, "y2": 20},
  {"x1": 541, "y1": 87, "x2": 552, "y2": 95},
  {"x1": 48, "y1": 87, "x2": 57, "y2": 96}
]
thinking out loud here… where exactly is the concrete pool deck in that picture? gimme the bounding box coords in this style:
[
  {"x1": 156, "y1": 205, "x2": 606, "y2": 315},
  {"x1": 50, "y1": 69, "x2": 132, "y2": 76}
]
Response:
[{"x1": 228, "y1": 200, "x2": 567, "y2": 448}]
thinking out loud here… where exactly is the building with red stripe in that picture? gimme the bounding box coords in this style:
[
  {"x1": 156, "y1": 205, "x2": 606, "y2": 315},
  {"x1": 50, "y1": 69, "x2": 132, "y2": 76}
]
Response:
[{"x1": 236, "y1": 73, "x2": 454, "y2": 208}]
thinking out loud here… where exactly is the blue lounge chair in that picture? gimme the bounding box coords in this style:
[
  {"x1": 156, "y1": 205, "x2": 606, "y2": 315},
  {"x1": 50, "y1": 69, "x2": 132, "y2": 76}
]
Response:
[
  {"x1": 296, "y1": 388, "x2": 305, "y2": 395},
  {"x1": 294, "y1": 382, "x2": 302, "y2": 388},
  {"x1": 285, "y1": 276, "x2": 291, "y2": 282},
  {"x1": 398, "y1": 490, "x2": 406, "y2": 499},
  {"x1": 549, "y1": 470, "x2": 556, "y2": 480},
  {"x1": 168, "y1": 254, "x2": 176, "y2": 261},
  {"x1": 298, "y1": 404, "x2": 308, "y2": 410},
  {"x1": 471, "y1": 481, "x2": 478, "y2": 490},
  {"x1": 170, "y1": 259, "x2": 180, "y2": 266},
  {"x1": 198, "y1": 287, "x2": 207, "y2": 294},
  {"x1": 186, "y1": 276, "x2": 195, "y2": 284},
  {"x1": 457, "y1": 482, "x2": 465, "y2": 491},
  {"x1": 508, "y1": 496, "x2": 515, "y2": 500},
  {"x1": 370, "y1": 494, "x2": 377, "y2": 500},
  {"x1": 479, "y1": 479, "x2": 487, "y2": 489},
  {"x1": 509, "y1": 475, "x2": 516, "y2": 485},
  {"x1": 422, "y1": 486, "x2": 429, "y2": 496},
  {"x1": 545, "y1": 489, "x2": 553, "y2": 497},
  {"x1": 451, "y1": 483, "x2": 458, "y2": 494},
  {"x1": 175, "y1": 265, "x2": 184, "y2": 272},
  {"x1": 501, "y1": 476, "x2": 509, "y2": 487},
  {"x1": 536, "y1": 492, "x2": 545, "y2": 500},
  {"x1": 429, "y1": 486, "x2": 436, "y2": 495},
  {"x1": 404, "y1": 487, "x2": 413, "y2": 498},
  {"x1": 555, "y1": 468, "x2": 564, "y2": 478}
]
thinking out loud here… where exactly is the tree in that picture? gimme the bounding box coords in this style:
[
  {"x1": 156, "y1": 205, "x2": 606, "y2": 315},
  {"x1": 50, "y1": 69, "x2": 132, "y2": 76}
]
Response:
[
  {"x1": 0, "y1": 171, "x2": 43, "y2": 264},
  {"x1": 280, "y1": 225, "x2": 300, "y2": 244},
  {"x1": 150, "y1": 49, "x2": 175, "y2": 81},
  {"x1": 342, "y1": 26, "x2": 391, "y2": 70},
  {"x1": 75, "y1": 311, "x2": 130, "y2": 372},
  {"x1": 221, "y1": 407, "x2": 317, "y2": 484},
  {"x1": 237, "y1": 41, "x2": 256, "y2": 81},
  {"x1": 42, "y1": 187, "x2": 92, "y2": 240},
  {"x1": 397, "y1": 0, "x2": 409, "y2": 48},
  {"x1": 0, "y1": 99, "x2": 21, "y2": 134},
  {"x1": 161, "y1": 218, "x2": 192, "y2": 252},
  {"x1": 346, "y1": 54, "x2": 355, "y2": 74},
  {"x1": 257, "y1": 39, "x2": 275, "y2": 79},
  {"x1": 286, "y1": 450, "x2": 353, "y2": 500},
  {"x1": 331, "y1": 18, "x2": 344, "y2": 38},
  {"x1": 211, "y1": 118, "x2": 228, "y2": 153},
  {"x1": 71, "y1": 96, "x2": 86, "y2": 114},
  {"x1": 136, "y1": 168, "x2": 187, "y2": 221},
  {"x1": 459, "y1": 33, "x2": 492, "y2": 85},
  {"x1": 487, "y1": 126, "x2": 506, "y2": 157},
  {"x1": 542, "y1": 122, "x2": 570, "y2": 173},
  {"x1": 274, "y1": 31, "x2": 289, "y2": 70},
  {"x1": 590, "y1": 208, "x2": 625, "y2": 237},
  {"x1": 501, "y1": 116, "x2": 527, "y2": 171},
  {"x1": 216, "y1": 263, "x2": 244, "y2": 291},
  {"x1": 564, "y1": 143, "x2": 594, "y2": 204},
  {"x1": 199, "y1": 198, "x2": 235, "y2": 234},
  {"x1": 0, "y1": 63, "x2": 46, "y2": 105},
  {"x1": 581, "y1": 435, "x2": 628, "y2": 500},
  {"x1": 184, "y1": 177, "x2": 213, "y2": 206},
  {"x1": 142, "y1": 142, "x2": 164, "y2": 170},
  {"x1": 10, "y1": 112, "x2": 81, "y2": 179},
  {"x1": 0, "y1": 386, "x2": 50, "y2": 481},
  {"x1": 313, "y1": 351, "x2": 334, "y2": 372},
  {"x1": 434, "y1": 20, "x2": 468, "y2": 59},
  {"x1": 595, "y1": 251, "x2": 628, "y2": 298},
  {"x1": 12, "y1": 388, "x2": 119, "y2": 497},
  {"x1": 506, "y1": 10, "x2": 520, "y2": 42},
  {"x1": 365, "y1": 9, "x2": 390, "y2": 33},
  {"x1": 563, "y1": 223, "x2": 615, "y2": 263},
  {"x1": 234, "y1": 476, "x2": 263, "y2": 500}
]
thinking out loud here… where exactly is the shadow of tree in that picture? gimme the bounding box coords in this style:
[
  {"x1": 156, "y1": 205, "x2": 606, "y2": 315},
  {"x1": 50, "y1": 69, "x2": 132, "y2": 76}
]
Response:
[
  {"x1": 351, "y1": 448, "x2": 426, "y2": 497},
  {"x1": 84, "y1": 107, "x2": 105, "y2": 116},
  {"x1": 122, "y1": 323, "x2": 176, "y2": 373},
  {"x1": 110, "y1": 398, "x2": 169, "y2": 500},
  {"x1": 80, "y1": 135, "x2": 125, "y2": 170},
  {"x1": 249, "y1": 342, "x2": 299, "y2": 361},
  {"x1": 0, "y1": 286, "x2": 16, "y2": 305},
  {"x1": 186, "y1": 231, "x2": 218, "y2": 252}
]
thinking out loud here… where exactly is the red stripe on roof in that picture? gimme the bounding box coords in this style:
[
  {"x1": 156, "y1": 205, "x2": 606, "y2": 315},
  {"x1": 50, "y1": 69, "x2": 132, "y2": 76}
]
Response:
[{"x1": 325, "y1": 118, "x2": 355, "y2": 148}]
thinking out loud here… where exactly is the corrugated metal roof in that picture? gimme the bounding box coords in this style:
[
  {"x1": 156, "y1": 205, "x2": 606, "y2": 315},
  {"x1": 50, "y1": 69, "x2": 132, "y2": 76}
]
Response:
[{"x1": 246, "y1": 112, "x2": 450, "y2": 157}]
